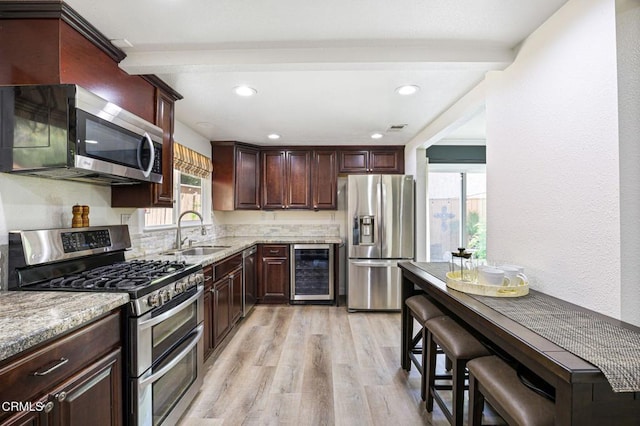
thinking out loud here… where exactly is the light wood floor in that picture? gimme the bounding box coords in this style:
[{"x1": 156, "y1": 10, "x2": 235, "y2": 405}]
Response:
[{"x1": 179, "y1": 304, "x2": 485, "y2": 426}]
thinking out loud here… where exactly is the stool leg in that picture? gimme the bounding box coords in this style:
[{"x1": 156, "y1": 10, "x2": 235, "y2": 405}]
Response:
[
  {"x1": 452, "y1": 359, "x2": 466, "y2": 426},
  {"x1": 420, "y1": 326, "x2": 427, "y2": 400},
  {"x1": 468, "y1": 372, "x2": 484, "y2": 426},
  {"x1": 425, "y1": 330, "x2": 437, "y2": 409},
  {"x1": 403, "y1": 309, "x2": 413, "y2": 371}
]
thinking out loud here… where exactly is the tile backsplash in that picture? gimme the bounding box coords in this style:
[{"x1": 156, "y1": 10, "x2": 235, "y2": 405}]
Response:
[{"x1": 0, "y1": 223, "x2": 341, "y2": 290}]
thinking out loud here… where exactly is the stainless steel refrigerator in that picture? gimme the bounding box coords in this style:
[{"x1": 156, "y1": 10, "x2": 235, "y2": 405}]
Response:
[{"x1": 347, "y1": 174, "x2": 414, "y2": 311}]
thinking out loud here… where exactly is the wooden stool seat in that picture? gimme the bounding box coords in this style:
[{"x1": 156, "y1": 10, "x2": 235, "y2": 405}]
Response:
[
  {"x1": 425, "y1": 316, "x2": 491, "y2": 426},
  {"x1": 467, "y1": 355, "x2": 555, "y2": 426},
  {"x1": 404, "y1": 295, "x2": 446, "y2": 400},
  {"x1": 406, "y1": 295, "x2": 445, "y2": 324}
]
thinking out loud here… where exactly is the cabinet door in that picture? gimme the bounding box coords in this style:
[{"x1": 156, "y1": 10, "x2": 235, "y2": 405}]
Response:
[
  {"x1": 213, "y1": 278, "x2": 231, "y2": 347},
  {"x1": 230, "y1": 267, "x2": 243, "y2": 324},
  {"x1": 235, "y1": 147, "x2": 261, "y2": 209},
  {"x1": 286, "y1": 150, "x2": 312, "y2": 209},
  {"x1": 261, "y1": 150, "x2": 286, "y2": 209},
  {"x1": 259, "y1": 245, "x2": 290, "y2": 304},
  {"x1": 339, "y1": 150, "x2": 369, "y2": 173},
  {"x1": 2, "y1": 395, "x2": 48, "y2": 426},
  {"x1": 153, "y1": 89, "x2": 175, "y2": 206},
  {"x1": 203, "y1": 265, "x2": 214, "y2": 358},
  {"x1": 369, "y1": 149, "x2": 404, "y2": 173},
  {"x1": 48, "y1": 349, "x2": 122, "y2": 426},
  {"x1": 312, "y1": 150, "x2": 337, "y2": 210}
]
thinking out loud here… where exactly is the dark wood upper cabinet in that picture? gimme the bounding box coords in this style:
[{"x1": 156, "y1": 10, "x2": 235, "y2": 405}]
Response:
[
  {"x1": 0, "y1": 3, "x2": 182, "y2": 207},
  {"x1": 235, "y1": 146, "x2": 261, "y2": 209},
  {"x1": 261, "y1": 150, "x2": 311, "y2": 210},
  {"x1": 312, "y1": 150, "x2": 337, "y2": 210},
  {"x1": 212, "y1": 142, "x2": 260, "y2": 210},
  {"x1": 261, "y1": 150, "x2": 287, "y2": 210},
  {"x1": 338, "y1": 146, "x2": 404, "y2": 174},
  {"x1": 286, "y1": 150, "x2": 312, "y2": 209}
]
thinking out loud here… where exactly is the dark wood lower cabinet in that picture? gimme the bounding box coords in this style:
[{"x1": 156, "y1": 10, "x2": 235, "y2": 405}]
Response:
[
  {"x1": 258, "y1": 245, "x2": 290, "y2": 304},
  {"x1": 0, "y1": 311, "x2": 123, "y2": 426},
  {"x1": 48, "y1": 349, "x2": 122, "y2": 426},
  {"x1": 203, "y1": 255, "x2": 243, "y2": 359},
  {"x1": 213, "y1": 275, "x2": 232, "y2": 347}
]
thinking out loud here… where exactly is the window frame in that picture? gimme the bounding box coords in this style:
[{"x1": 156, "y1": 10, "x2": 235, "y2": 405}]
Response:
[{"x1": 142, "y1": 169, "x2": 211, "y2": 230}]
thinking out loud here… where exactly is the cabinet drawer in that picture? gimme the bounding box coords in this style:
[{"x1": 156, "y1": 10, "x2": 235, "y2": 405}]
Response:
[
  {"x1": 0, "y1": 311, "x2": 121, "y2": 407},
  {"x1": 213, "y1": 253, "x2": 242, "y2": 279},
  {"x1": 260, "y1": 245, "x2": 289, "y2": 258},
  {"x1": 203, "y1": 265, "x2": 214, "y2": 289}
]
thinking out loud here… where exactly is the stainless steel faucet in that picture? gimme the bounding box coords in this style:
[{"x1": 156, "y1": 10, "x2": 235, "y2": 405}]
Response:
[{"x1": 176, "y1": 210, "x2": 206, "y2": 249}]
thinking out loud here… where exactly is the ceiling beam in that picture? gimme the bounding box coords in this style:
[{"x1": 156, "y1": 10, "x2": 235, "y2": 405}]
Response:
[{"x1": 119, "y1": 41, "x2": 514, "y2": 74}]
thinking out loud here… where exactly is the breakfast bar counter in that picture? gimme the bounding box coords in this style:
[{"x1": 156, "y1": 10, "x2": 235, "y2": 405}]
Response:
[{"x1": 399, "y1": 261, "x2": 640, "y2": 426}]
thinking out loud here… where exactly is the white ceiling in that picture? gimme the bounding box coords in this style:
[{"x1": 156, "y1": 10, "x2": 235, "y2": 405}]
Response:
[{"x1": 64, "y1": 0, "x2": 567, "y2": 146}]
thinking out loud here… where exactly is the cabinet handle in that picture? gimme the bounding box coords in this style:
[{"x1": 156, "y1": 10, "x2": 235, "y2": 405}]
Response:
[
  {"x1": 281, "y1": 205, "x2": 285, "y2": 209},
  {"x1": 32, "y1": 357, "x2": 69, "y2": 376},
  {"x1": 269, "y1": 250, "x2": 279, "y2": 254},
  {"x1": 44, "y1": 401, "x2": 54, "y2": 413}
]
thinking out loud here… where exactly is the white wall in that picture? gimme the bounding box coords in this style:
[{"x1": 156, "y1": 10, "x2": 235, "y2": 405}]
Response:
[
  {"x1": 485, "y1": 0, "x2": 623, "y2": 318},
  {"x1": 616, "y1": 0, "x2": 640, "y2": 324},
  {"x1": 0, "y1": 174, "x2": 130, "y2": 245}
]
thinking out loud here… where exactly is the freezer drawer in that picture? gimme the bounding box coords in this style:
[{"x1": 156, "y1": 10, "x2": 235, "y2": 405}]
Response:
[{"x1": 347, "y1": 259, "x2": 402, "y2": 311}]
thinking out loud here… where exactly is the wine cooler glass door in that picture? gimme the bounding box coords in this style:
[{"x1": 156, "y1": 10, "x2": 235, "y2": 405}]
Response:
[{"x1": 291, "y1": 244, "x2": 334, "y2": 301}]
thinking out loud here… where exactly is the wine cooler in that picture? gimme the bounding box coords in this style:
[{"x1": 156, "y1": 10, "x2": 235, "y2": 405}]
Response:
[{"x1": 290, "y1": 244, "x2": 334, "y2": 303}]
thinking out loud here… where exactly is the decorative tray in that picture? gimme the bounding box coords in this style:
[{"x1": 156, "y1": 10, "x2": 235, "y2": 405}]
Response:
[{"x1": 445, "y1": 271, "x2": 529, "y2": 298}]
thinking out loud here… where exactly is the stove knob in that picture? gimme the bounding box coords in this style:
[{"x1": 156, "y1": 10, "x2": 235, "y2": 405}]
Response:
[
  {"x1": 175, "y1": 281, "x2": 185, "y2": 294},
  {"x1": 160, "y1": 289, "x2": 169, "y2": 304},
  {"x1": 147, "y1": 293, "x2": 160, "y2": 307}
]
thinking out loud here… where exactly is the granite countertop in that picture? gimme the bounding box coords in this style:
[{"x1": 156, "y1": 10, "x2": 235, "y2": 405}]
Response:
[
  {"x1": 150, "y1": 236, "x2": 344, "y2": 266},
  {"x1": 0, "y1": 292, "x2": 129, "y2": 363}
]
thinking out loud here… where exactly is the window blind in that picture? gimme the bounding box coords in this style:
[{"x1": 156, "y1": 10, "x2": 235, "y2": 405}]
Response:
[{"x1": 173, "y1": 142, "x2": 212, "y2": 179}]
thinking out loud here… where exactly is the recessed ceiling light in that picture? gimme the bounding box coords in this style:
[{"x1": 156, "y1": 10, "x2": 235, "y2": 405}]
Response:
[
  {"x1": 395, "y1": 85, "x2": 420, "y2": 96},
  {"x1": 267, "y1": 133, "x2": 280, "y2": 140},
  {"x1": 370, "y1": 133, "x2": 384, "y2": 140},
  {"x1": 234, "y1": 86, "x2": 257, "y2": 97}
]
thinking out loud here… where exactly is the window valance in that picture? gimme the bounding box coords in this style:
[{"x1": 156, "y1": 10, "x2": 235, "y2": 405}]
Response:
[{"x1": 173, "y1": 142, "x2": 212, "y2": 179}]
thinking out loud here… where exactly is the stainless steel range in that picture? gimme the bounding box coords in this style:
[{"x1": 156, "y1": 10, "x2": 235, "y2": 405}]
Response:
[{"x1": 8, "y1": 225, "x2": 205, "y2": 426}]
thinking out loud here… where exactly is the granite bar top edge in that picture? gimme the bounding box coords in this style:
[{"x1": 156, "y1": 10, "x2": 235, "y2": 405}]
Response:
[{"x1": 0, "y1": 292, "x2": 129, "y2": 363}]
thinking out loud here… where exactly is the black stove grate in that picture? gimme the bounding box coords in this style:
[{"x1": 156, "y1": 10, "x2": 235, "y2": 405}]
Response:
[{"x1": 27, "y1": 259, "x2": 196, "y2": 297}]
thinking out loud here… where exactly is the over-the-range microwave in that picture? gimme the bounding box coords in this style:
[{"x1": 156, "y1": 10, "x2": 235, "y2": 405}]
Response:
[{"x1": 0, "y1": 84, "x2": 163, "y2": 185}]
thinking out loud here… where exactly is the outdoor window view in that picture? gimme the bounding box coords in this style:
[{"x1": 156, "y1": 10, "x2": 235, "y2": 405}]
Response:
[
  {"x1": 428, "y1": 167, "x2": 486, "y2": 261},
  {"x1": 144, "y1": 171, "x2": 203, "y2": 227}
]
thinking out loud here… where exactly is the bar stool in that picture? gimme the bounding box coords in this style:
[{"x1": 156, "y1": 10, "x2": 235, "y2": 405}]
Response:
[
  {"x1": 405, "y1": 294, "x2": 446, "y2": 400},
  {"x1": 467, "y1": 355, "x2": 555, "y2": 426},
  {"x1": 425, "y1": 316, "x2": 491, "y2": 426}
]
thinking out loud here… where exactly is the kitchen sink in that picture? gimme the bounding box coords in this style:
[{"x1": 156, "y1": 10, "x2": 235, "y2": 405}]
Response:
[{"x1": 162, "y1": 246, "x2": 231, "y2": 256}]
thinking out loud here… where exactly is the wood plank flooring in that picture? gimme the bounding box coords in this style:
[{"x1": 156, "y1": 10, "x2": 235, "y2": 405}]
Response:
[{"x1": 178, "y1": 304, "x2": 474, "y2": 426}]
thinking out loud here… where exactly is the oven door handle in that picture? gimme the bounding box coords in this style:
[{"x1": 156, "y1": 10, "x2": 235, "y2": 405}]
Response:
[
  {"x1": 138, "y1": 323, "x2": 203, "y2": 388},
  {"x1": 138, "y1": 287, "x2": 203, "y2": 330}
]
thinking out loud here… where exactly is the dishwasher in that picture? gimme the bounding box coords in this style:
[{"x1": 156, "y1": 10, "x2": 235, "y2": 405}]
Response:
[
  {"x1": 290, "y1": 244, "x2": 334, "y2": 303},
  {"x1": 242, "y1": 246, "x2": 257, "y2": 317}
]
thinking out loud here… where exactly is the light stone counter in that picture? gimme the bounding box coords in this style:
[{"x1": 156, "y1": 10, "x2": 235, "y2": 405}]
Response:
[
  {"x1": 151, "y1": 236, "x2": 344, "y2": 266},
  {"x1": 0, "y1": 291, "x2": 129, "y2": 363}
]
